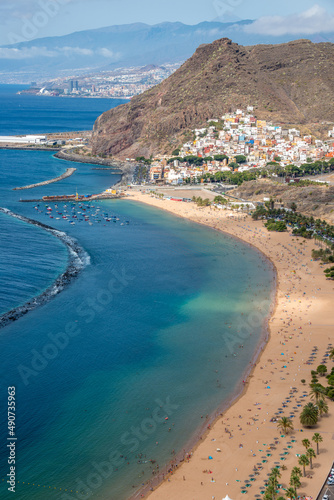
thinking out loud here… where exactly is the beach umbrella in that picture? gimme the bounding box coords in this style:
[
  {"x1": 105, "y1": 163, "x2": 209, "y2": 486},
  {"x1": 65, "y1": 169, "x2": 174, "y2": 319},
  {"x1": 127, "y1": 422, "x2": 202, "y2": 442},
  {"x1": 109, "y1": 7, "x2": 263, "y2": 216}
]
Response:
[{"x1": 222, "y1": 496, "x2": 233, "y2": 500}]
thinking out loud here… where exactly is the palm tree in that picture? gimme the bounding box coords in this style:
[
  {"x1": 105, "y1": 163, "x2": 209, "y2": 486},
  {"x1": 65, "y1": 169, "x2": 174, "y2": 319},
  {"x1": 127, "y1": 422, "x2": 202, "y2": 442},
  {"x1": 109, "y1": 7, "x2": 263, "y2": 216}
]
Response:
[
  {"x1": 306, "y1": 447, "x2": 316, "y2": 469},
  {"x1": 269, "y1": 467, "x2": 281, "y2": 492},
  {"x1": 300, "y1": 403, "x2": 319, "y2": 427},
  {"x1": 265, "y1": 483, "x2": 277, "y2": 499},
  {"x1": 312, "y1": 433, "x2": 323, "y2": 454},
  {"x1": 329, "y1": 348, "x2": 334, "y2": 360},
  {"x1": 277, "y1": 416, "x2": 294, "y2": 434},
  {"x1": 292, "y1": 466, "x2": 302, "y2": 478},
  {"x1": 302, "y1": 438, "x2": 310, "y2": 450},
  {"x1": 286, "y1": 487, "x2": 297, "y2": 499},
  {"x1": 298, "y1": 454, "x2": 310, "y2": 476},
  {"x1": 290, "y1": 473, "x2": 301, "y2": 495},
  {"x1": 309, "y1": 385, "x2": 325, "y2": 403},
  {"x1": 317, "y1": 399, "x2": 329, "y2": 417}
]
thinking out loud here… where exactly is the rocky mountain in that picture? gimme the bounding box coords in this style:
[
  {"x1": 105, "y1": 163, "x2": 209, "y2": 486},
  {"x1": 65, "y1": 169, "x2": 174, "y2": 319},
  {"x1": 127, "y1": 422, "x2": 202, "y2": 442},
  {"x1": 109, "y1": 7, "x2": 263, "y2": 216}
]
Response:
[
  {"x1": 91, "y1": 38, "x2": 334, "y2": 159},
  {"x1": 0, "y1": 21, "x2": 251, "y2": 78},
  {"x1": 2, "y1": 20, "x2": 334, "y2": 81}
]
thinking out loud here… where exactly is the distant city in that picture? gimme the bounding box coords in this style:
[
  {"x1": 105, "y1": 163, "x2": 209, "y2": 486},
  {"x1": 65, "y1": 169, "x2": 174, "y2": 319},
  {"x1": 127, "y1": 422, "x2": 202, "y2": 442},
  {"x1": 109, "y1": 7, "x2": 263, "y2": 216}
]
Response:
[{"x1": 17, "y1": 63, "x2": 181, "y2": 99}]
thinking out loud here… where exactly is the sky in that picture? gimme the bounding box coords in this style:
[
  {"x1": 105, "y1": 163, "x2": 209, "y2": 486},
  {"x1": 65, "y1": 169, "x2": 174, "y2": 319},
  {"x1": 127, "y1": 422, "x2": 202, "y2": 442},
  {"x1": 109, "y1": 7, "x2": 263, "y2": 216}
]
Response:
[{"x1": 0, "y1": 0, "x2": 334, "y2": 46}]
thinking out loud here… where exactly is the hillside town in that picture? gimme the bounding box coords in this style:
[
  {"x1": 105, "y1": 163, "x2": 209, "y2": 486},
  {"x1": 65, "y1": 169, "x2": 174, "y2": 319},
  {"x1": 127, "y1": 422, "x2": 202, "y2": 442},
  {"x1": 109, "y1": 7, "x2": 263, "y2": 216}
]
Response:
[{"x1": 147, "y1": 107, "x2": 334, "y2": 185}]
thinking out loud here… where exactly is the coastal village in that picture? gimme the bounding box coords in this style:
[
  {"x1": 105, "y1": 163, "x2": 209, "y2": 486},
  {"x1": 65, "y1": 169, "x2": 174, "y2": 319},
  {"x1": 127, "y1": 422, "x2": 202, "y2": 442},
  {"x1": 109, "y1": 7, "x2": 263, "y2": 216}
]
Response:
[{"x1": 148, "y1": 107, "x2": 334, "y2": 185}]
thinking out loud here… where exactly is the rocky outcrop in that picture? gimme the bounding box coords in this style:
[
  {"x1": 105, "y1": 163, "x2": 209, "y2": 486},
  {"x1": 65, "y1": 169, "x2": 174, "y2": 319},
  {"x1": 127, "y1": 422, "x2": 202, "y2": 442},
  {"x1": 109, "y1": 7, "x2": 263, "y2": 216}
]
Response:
[{"x1": 91, "y1": 38, "x2": 334, "y2": 159}]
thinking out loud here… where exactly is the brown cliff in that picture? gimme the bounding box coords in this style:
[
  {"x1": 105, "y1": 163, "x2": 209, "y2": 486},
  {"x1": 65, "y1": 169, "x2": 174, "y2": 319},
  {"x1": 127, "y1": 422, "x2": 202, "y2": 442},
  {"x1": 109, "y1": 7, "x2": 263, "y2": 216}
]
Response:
[{"x1": 91, "y1": 38, "x2": 334, "y2": 159}]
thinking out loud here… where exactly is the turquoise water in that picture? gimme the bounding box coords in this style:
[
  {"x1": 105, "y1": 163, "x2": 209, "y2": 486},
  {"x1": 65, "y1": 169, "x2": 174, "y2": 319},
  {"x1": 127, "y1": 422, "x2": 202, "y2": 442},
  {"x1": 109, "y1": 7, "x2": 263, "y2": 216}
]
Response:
[{"x1": 0, "y1": 87, "x2": 275, "y2": 500}]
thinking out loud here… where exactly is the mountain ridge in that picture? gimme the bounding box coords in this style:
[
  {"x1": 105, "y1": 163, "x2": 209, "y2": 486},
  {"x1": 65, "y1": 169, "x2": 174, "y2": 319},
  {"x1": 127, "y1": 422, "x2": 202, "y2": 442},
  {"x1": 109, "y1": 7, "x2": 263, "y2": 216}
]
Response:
[
  {"x1": 2, "y1": 20, "x2": 334, "y2": 81},
  {"x1": 91, "y1": 37, "x2": 334, "y2": 159}
]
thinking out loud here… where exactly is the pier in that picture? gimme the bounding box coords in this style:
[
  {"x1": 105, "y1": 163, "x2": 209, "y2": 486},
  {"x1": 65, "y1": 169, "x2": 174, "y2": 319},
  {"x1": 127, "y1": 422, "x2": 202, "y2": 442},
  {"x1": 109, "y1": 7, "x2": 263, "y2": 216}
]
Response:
[{"x1": 19, "y1": 193, "x2": 123, "y2": 202}]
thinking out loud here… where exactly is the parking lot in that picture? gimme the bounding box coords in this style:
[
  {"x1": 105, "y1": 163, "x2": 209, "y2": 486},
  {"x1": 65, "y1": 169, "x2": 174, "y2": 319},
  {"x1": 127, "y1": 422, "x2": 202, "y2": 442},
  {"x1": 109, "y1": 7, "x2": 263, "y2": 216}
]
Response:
[{"x1": 317, "y1": 464, "x2": 334, "y2": 500}]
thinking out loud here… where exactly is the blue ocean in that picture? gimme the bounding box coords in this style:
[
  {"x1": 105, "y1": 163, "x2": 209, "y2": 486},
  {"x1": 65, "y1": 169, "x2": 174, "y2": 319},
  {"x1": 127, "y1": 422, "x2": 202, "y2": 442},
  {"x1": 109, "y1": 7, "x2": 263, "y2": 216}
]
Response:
[{"x1": 0, "y1": 85, "x2": 275, "y2": 500}]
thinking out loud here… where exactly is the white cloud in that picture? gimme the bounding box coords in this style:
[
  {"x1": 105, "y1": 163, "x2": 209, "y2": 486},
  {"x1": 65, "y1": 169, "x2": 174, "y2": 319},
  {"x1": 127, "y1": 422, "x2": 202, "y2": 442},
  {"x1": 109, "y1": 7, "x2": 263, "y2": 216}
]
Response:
[
  {"x1": 98, "y1": 47, "x2": 115, "y2": 57},
  {"x1": 195, "y1": 28, "x2": 221, "y2": 37},
  {"x1": 0, "y1": 45, "x2": 119, "y2": 59},
  {"x1": 59, "y1": 46, "x2": 93, "y2": 56},
  {"x1": 0, "y1": 46, "x2": 57, "y2": 59},
  {"x1": 244, "y1": 4, "x2": 334, "y2": 36}
]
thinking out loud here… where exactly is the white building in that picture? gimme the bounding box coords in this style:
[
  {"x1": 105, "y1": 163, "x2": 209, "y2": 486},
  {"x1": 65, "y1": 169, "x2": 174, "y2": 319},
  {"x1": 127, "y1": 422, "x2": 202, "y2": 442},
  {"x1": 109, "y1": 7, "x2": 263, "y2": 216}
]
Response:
[{"x1": 0, "y1": 135, "x2": 47, "y2": 144}]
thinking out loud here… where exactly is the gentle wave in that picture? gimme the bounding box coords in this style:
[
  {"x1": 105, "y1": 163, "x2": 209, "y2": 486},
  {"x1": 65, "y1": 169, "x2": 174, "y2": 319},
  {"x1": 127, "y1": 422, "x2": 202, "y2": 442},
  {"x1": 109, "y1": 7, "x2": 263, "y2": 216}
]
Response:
[{"x1": 0, "y1": 207, "x2": 90, "y2": 330}]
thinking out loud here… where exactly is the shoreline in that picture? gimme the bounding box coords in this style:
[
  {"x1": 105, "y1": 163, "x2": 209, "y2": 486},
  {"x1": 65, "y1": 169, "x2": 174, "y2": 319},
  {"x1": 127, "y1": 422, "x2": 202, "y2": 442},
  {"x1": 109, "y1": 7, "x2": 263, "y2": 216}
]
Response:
[
  {"x1": 54, "y1": 150, "x2": 135, "y2": 186},
  {"x1": 126, "y1": 195, "x2": 278, "y2": 500},
  {"x1": 125, "y1": 191, "x2": 334, "y2": 500},
  {"x1": 0, "y1": 145, "x2": 61, "y2": 151},
  {"x1": 13, "y1": 167, "x2": 76, "y2": 190}
]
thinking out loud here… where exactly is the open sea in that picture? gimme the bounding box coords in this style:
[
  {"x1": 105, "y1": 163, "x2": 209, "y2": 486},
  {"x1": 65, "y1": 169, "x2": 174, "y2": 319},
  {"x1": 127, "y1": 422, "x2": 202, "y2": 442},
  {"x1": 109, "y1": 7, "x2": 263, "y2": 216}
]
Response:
[{"x1": 0, "y1": 85, "x2": 275, "y2": 500}]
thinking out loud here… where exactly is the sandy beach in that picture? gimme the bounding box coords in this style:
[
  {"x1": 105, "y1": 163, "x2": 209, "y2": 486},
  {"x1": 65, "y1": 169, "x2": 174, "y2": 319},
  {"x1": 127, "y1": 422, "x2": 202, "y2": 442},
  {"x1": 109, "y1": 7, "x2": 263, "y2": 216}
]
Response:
[{"x1": 127, "y1": 190, "x2": 334, "y2": 500}]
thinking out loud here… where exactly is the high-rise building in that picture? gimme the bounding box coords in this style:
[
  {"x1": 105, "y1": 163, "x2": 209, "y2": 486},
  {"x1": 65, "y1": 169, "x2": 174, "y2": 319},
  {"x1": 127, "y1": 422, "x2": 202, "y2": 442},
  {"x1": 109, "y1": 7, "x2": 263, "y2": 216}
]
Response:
[{"x1": 68, "y1": 80, "x2": 79, "y2": 92}]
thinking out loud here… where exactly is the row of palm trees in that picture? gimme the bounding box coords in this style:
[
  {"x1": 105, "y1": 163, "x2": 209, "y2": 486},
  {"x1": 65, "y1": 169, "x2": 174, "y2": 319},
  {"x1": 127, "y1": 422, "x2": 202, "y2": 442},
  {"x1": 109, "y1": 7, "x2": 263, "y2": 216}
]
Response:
[
  {"x1": 264, "y1": 432, "x2": 324, "y2": 499},
  {"x1": 261, "y1": 208, "x2": 334, "y2": 243},
  {"x1": 277, "y1": 400, "x2": 327, "y2": 432},
  {"x1": 263, "y1": 465, "x2": 304, "y2": 499}
]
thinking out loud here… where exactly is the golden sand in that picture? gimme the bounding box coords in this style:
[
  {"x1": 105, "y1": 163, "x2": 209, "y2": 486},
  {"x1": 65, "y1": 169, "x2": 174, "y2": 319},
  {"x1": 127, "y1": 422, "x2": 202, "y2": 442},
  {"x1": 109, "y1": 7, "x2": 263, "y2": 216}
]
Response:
[{"x1": 126, "y1": 191, "x2": 334, "y2": 500}]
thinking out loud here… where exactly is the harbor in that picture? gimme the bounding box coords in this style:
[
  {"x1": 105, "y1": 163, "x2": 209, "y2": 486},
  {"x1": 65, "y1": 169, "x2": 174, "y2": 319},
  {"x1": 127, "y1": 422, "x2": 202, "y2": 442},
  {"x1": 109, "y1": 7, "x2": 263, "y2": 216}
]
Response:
[{"x1": 19, "y1": 192, "x2": 124, "y2": 202}]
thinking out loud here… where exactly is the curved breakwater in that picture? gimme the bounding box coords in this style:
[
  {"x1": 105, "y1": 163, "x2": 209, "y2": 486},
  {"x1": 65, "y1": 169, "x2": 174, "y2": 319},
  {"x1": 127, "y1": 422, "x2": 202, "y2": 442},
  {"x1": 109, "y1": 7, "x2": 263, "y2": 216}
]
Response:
[
  {"x1": 13, "y1": 167, "x2": 76, "y2": 190},
  {"x1": 0, "y1": 207, "x2": 90, "y2": 330}
]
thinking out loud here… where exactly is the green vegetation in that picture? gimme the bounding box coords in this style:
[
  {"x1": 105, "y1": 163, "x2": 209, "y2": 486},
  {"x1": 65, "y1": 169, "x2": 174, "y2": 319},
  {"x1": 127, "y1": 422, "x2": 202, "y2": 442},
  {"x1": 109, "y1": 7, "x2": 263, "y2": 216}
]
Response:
[
  {"x1": 305, "y1": 361, "x2": 334, "y2": 401},
  {"x1": 312, "y1": 433, "x2": 323, "y2": 454},
  {"x1": 251, "y1": 206, "x2": 334, "y2": 279},
  {"x1": 192, "y1": 196, "x2": 211, "y2": 207},
  {"x1": 306, "y1": 447, "x2": 316, "y2": 469},
  {"x1": 277, "y1": 416, "x2": 294, "y2": 434},
  {"x1": 213, "y1": 195, "x2": 228, "y2": 204},
  {"x1": 235, "y1": 154, "x2": 247, "y2": 164},
  {"x1": 265, "y1": 219, "x2": 287, "y2": 232},
  {"x1": 213, "y1": 154, "x2": 229, "y2": 162},
  {"x1": 135, "y1": 156, "x2": 152, "y2": 165},
  {"x1": 263, "y1": 467, "x2": 282, "y2": 500},
  {"x1": 325, "y1": 266, "x2": 334, "y2": 279},
  {"x1": 252, "y1": 205, "x2": 268, "y2": 220},
  {"x1": 208, "y1": 120, "x2": 225, "y2": 130},
  {"x1": 312, "y1": 248, "x2": 334, "y2": 264},
  {"x1": 299, "y1": 402, "x2": 319, "y2": 427},
  {"x1": 316, "y1": 364, "x2": 327, "y2": 376},
  {"x1": 298, "y1": 455, "x2": 310, "y2": 477}
]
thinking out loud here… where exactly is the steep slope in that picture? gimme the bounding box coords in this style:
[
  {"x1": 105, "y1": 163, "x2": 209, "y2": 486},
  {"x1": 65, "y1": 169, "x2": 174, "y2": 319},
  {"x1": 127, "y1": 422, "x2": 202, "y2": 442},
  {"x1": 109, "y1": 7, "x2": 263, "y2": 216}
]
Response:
[{"x1": 91, "y1": 38, "x2": 334, "y2": 159}]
